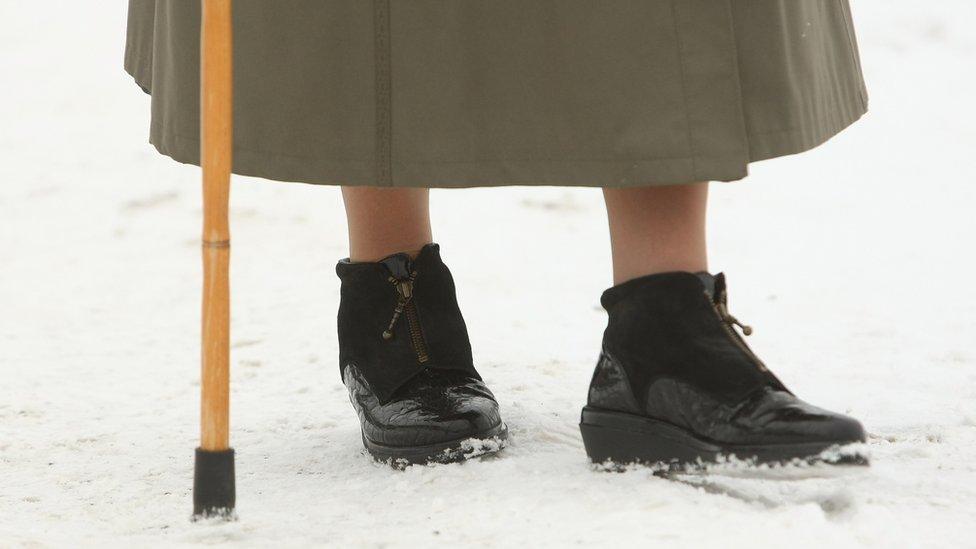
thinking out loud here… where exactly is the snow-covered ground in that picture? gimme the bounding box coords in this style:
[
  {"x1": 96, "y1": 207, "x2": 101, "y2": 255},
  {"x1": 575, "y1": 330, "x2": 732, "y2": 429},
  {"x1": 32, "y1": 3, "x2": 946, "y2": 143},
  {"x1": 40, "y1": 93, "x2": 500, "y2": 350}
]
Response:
[{"x1": 2, "y1": 1, "x2": 975, "y2": 547}]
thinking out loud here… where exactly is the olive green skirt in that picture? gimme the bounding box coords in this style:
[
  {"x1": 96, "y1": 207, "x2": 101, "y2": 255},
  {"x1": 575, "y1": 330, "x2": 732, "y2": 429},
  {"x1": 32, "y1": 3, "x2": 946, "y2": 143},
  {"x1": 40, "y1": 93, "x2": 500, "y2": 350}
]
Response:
[{"x1": 125, "y1": 0, "x2": 867, "y2": 188}]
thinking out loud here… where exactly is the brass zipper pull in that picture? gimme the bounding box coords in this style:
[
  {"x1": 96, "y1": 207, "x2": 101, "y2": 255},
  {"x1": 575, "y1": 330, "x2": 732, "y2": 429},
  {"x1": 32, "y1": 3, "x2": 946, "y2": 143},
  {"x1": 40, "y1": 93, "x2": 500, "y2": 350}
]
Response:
[
  {"x1": 380, "y1": 269, "x2": 430, "y2": 364},
  {"x1": 382, "y1": 272, "x2": 416, "y2": 340},
  {"x1": 710, "y1": 290, "x2": 767, "y2": 372},
  {"x1": 716, "y1": 301, "x2": 753, "y2": 336},
  {"x1": 382, "y1": 297, "x2": 406, "y2": 340}
]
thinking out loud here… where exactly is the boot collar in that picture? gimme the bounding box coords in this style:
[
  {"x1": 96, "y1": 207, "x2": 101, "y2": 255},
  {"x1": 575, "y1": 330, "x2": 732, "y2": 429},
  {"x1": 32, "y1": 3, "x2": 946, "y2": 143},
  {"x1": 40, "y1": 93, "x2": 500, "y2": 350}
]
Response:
[
  {"x1": 601, "y1": 270, "x2": 724, "y2": 310},
  {"x1": 336, "y1": 242, "x2": 441, "y2": 281}
]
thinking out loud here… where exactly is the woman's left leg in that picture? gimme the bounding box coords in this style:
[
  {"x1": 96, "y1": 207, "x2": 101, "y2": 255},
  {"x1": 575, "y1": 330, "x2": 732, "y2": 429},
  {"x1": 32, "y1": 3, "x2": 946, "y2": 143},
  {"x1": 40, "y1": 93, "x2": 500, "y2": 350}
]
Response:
[
  {"x1": 580, "y1": 182, "x2": 867, "y2": 467},
  {"x1": 602, "y1": 183, "x2": 709, "y2": 285}
]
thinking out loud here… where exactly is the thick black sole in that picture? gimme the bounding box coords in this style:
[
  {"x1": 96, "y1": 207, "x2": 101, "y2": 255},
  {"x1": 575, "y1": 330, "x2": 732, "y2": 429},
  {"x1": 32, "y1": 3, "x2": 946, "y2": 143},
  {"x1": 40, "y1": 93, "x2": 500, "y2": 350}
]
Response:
[
  {"x1": 363, "y1": 422, "x2": 508, "y2": 467},
  {"x1": 580, "y1": 406, "x2": 868, "y2": 468}
]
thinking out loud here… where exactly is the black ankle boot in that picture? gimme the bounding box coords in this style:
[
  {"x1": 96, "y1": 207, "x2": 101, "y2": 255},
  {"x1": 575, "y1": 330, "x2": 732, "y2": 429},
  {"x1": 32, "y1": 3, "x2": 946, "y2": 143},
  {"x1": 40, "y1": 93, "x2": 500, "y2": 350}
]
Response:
[
  {"x1": 336, "y1": 243, "x2": 507, "y2": 464},
  {"x1": 580, "y1": 271, "x2": 866, "y2": 467}
]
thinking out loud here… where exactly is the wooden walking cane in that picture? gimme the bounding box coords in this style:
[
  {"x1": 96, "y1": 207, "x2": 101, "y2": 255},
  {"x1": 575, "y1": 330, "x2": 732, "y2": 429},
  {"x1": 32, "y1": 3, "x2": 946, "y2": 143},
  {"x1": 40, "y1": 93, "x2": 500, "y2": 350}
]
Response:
[{"x1": 193, "y1": 0, "x2": 235, "y2": 520}]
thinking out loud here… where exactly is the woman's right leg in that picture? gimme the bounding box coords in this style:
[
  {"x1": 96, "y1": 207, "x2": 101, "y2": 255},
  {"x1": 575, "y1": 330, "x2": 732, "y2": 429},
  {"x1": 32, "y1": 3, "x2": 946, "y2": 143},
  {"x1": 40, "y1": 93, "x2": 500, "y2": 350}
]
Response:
[
  {"x1": 341, "y1": 186, "x2": 432, "y2": 262},
  {"x1": 336, "y1": 186, "x2": 508, "y2": 465}
]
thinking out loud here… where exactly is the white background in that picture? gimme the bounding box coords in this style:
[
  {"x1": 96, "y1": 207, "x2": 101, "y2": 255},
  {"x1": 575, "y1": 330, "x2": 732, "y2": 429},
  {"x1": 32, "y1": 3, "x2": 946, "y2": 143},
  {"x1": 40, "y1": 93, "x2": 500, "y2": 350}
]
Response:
[{"x1": 1, "y1": 1, "x2": 974, "y2": 547}]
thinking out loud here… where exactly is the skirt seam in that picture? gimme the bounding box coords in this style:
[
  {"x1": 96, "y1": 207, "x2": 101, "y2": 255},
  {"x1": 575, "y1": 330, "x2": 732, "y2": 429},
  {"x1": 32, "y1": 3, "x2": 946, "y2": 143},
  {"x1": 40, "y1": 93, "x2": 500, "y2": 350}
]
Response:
[
  {"x1": 667, "y1": 0, "x2": 700, "y2": 179},
  {"x1": 373, "y1": 0, "x2": 393, "y2": 187}
]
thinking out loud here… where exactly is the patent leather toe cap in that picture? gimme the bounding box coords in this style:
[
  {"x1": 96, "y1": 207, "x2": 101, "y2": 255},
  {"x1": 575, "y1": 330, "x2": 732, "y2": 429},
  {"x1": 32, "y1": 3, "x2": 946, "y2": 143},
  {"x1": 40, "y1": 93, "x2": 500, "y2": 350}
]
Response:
[
  {"x1": 642, "y1": 378, "x2": 865, "y2": 447},
  {"x1": 732, "y1": 387, "x2": 866, "y2": 445},
  {"x1": 345, "y1": 364, "x2": 503, "y2": 447}
]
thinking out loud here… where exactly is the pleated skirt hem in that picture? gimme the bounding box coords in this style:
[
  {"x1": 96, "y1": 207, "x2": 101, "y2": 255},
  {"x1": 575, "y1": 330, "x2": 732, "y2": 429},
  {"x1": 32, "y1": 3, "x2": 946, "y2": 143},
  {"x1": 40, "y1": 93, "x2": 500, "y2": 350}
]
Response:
[{"x1": 143, "y1": 95, "x2": 866, "y2": 189}]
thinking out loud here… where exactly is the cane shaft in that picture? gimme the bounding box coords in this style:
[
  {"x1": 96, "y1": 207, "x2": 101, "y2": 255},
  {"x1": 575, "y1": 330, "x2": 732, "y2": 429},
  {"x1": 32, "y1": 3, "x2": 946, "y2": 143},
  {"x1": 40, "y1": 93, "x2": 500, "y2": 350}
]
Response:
[{"x1": 200, "y1": 0, "x2": 233, "y2": 452}]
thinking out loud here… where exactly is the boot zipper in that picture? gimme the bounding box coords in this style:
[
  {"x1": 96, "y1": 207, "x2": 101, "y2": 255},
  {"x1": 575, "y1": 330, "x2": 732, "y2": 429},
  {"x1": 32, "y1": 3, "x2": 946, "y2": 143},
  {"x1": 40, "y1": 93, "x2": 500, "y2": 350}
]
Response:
[
  {"x1": 709, "y1": 290, "x2": 768, "y2": 372},
  {"x1": 403, "y1": 299, "x2": 429, "y2": 364},
  {"x1": 382, "y1": 271, "x2": 430, "y2": 364}
]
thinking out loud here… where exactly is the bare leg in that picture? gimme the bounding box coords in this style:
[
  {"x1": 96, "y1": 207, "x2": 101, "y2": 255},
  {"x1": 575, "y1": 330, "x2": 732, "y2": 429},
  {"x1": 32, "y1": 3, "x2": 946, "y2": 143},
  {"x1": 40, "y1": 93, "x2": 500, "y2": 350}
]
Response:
[
  {"x1": 341, "y1": 186, "x2": 433, "y2": 262},
  {"x1": 602, "y1": 182, "x2": 709, "y2": 285}
]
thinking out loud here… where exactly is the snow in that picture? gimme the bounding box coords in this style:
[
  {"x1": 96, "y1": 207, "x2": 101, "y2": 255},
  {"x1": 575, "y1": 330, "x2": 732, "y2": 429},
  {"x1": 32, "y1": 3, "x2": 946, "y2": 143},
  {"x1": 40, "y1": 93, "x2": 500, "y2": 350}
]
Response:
[{"x1": 1, "y1": 1, "x2": 975, "y2": 547}]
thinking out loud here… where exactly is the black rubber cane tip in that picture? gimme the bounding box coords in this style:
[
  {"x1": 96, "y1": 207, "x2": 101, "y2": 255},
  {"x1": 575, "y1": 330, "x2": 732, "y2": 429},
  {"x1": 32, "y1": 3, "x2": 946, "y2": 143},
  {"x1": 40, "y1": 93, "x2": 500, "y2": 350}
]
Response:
[{"x1": 192, "y1": 447, "x2": 237, "y2": 521}]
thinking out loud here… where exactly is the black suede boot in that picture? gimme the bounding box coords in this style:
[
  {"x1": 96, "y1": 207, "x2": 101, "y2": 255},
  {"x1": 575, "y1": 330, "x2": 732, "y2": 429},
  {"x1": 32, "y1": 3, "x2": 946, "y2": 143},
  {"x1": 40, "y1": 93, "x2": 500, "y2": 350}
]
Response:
[
  {"x1": 336, "y1": 243, "x2": 507, "y2": 465},
  {"x1": 580, "y1": 271, "x2": 866, "y2": 467}
]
